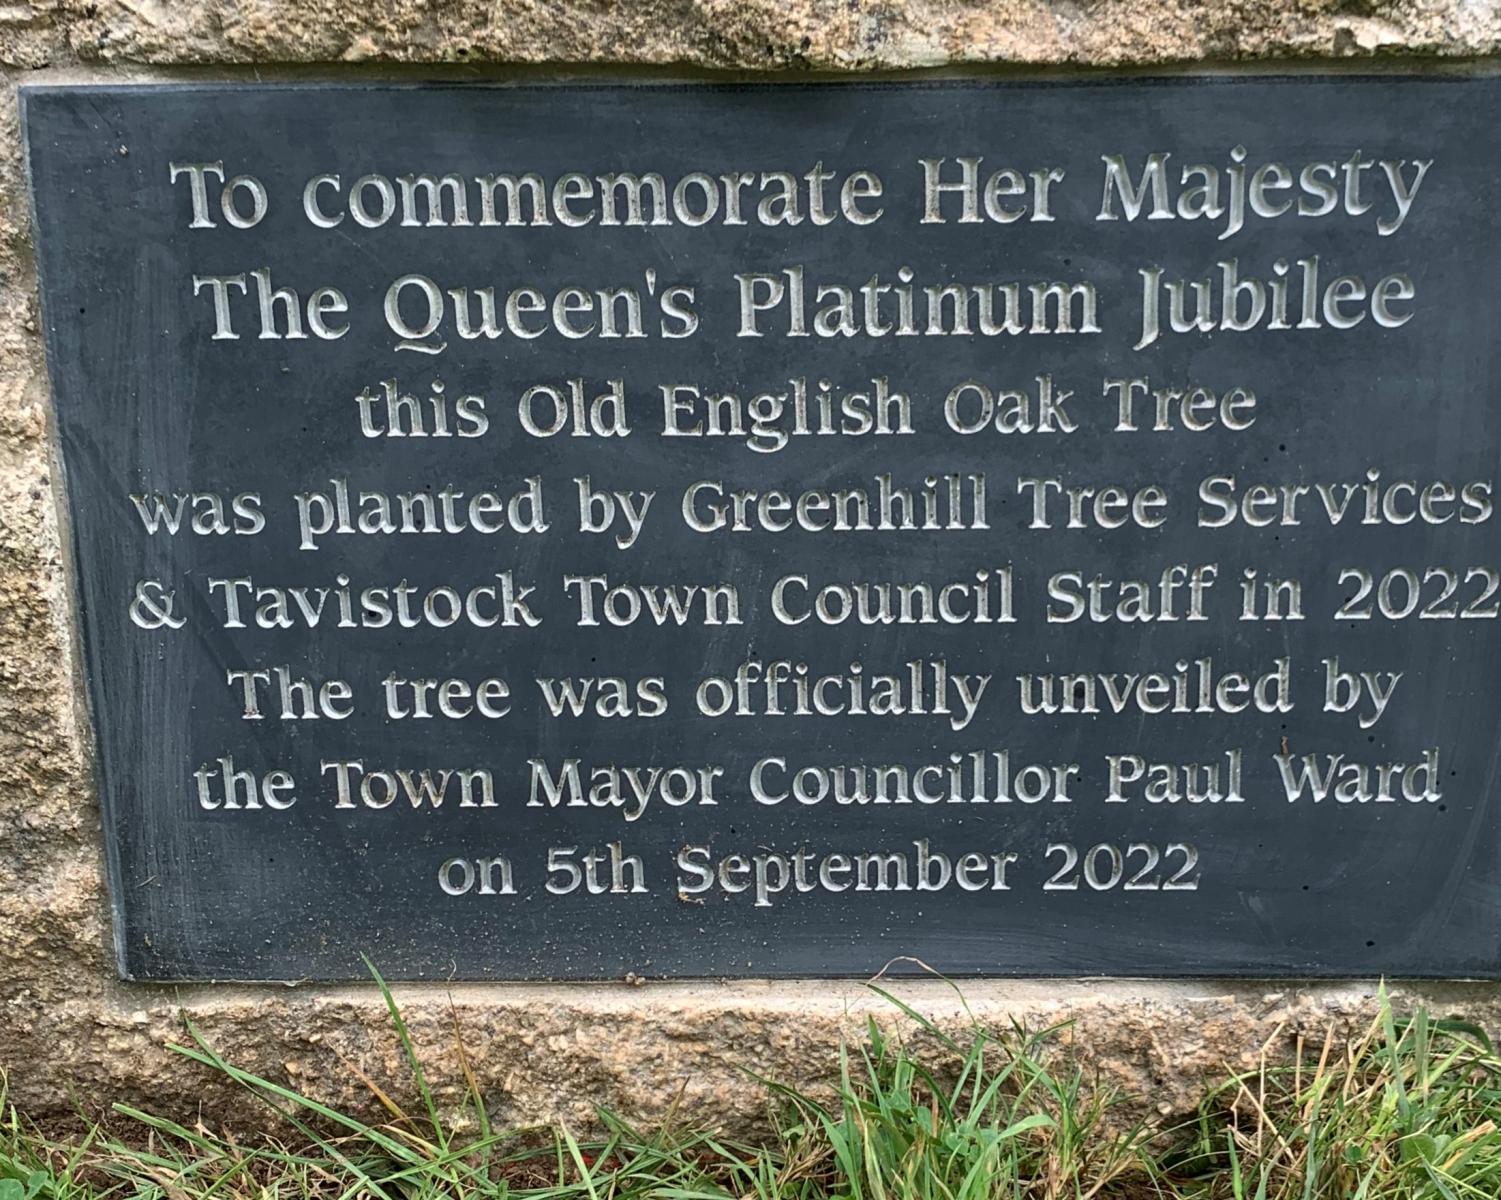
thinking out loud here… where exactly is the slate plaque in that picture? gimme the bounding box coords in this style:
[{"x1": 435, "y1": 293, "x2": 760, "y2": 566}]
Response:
[{"x1": 22, "y1": 78, "x2": 1501, "y2": 981}]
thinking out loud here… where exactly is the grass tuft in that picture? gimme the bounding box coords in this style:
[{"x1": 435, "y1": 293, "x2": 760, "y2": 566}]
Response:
[{"x1": 1165, "y1": 984, "x2": 1501, "y2": 1199}]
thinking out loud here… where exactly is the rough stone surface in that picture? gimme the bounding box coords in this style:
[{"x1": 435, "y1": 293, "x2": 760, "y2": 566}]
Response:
[
  {"x1": 5, "y1": 0, "x2": 1501, "y2": 70},
  {"x1": 5, "y1": 0, "x2": 1501, "y2": 1135}
]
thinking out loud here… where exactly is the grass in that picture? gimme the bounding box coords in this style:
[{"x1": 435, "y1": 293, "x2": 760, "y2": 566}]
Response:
[
  {"x1": 4, "y1": 975, "x2": 1501, "y2": 1199},
  {"x1": 1166, "y1": 998, "x2": 1501, "y2": 1200}
]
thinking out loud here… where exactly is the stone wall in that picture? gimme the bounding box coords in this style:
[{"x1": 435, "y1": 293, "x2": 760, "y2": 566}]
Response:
[{"x1": 4, "y1": 0, "x2": 1501, "y2": 1134}]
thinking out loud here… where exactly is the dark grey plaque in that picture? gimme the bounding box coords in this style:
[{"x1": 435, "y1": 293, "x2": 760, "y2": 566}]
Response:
[{"x1": 22, "y1": 78, "x2": 1501, "y2": 981}]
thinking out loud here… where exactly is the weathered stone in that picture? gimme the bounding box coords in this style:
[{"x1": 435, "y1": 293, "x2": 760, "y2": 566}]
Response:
[
  {"x1": 0, "y1": 1, "x2": 1500, "y2": 69},
  {"x1": 4, "y1": 0, "x2": 1501, "y2": 1137}
]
